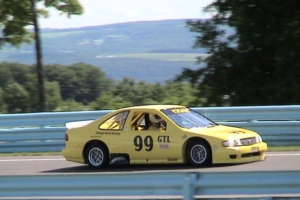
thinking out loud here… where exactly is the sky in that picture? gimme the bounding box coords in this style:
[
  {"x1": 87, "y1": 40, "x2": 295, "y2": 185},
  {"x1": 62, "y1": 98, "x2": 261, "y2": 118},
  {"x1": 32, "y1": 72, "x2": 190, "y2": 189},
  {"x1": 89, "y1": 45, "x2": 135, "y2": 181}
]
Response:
[{"x1": 38, "y1": 0, "x2": 213, "y2": 29}]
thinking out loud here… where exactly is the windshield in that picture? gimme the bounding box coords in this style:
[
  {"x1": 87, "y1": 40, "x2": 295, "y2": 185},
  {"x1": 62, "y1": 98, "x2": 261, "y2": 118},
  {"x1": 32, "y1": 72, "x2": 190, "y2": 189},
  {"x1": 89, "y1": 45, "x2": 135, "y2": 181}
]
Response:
[{"x1": 161, "y1": 108, "x2": 217, "y2": 129}]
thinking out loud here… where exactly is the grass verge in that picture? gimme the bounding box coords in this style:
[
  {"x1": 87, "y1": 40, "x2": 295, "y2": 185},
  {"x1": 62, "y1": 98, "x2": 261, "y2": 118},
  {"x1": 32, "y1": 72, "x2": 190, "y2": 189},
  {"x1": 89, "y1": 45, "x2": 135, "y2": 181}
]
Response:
[{"x1": 267, "y1": 146, "x2": 300, "y2": 152}]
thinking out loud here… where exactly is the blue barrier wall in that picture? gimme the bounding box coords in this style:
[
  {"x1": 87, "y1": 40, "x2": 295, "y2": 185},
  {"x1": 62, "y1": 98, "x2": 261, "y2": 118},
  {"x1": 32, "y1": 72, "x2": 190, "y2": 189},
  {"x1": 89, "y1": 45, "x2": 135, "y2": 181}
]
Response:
[
  {"x1": 0, "y1": 105, "x2": 299, "y2": 153},
  {"x1": 1, "y1": 171, "x2": 300, "y2": 199}
]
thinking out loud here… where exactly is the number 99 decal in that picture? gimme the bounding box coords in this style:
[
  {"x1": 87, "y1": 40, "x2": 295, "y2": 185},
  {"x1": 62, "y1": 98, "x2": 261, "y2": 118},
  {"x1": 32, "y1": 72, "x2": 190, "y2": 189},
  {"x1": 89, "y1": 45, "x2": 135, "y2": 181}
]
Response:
[{"x1": 133, "y1": 135, "x2": 153, "y2": 151}]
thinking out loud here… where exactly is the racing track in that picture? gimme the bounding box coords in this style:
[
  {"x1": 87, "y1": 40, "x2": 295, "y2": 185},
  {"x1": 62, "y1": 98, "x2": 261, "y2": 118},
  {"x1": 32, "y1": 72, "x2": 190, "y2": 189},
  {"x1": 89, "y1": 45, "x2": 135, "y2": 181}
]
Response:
[{"x1": 0, "y1": 152, "x2": 299, "y2": 176}]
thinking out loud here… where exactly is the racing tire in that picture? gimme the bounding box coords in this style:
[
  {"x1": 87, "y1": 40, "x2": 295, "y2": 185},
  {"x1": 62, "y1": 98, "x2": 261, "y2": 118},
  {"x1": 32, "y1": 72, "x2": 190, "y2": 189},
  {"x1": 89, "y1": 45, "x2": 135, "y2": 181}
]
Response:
[
  {"x1": 187, "y1": 141, "x2": 211, "y2": 167},
  {"x1": 85, "y1": 144, "x2": 109, "y2": 169}
]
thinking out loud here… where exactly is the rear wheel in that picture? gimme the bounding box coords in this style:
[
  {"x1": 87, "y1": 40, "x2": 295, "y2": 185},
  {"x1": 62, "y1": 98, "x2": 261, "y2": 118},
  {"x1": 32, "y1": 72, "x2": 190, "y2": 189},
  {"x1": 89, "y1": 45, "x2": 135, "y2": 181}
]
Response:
[
  {"x1": 188, "y1": 141, "x2": 211, "y2": 166},
  {"x1": 85, "y1": 144, "x2": 108, "y2": 169}
]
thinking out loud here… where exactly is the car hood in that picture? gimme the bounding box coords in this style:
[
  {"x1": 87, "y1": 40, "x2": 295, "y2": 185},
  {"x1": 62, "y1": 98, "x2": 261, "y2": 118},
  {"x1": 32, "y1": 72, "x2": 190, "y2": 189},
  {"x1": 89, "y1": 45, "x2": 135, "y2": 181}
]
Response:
[
  {"x1": 188, "y1": 124, "x2": 259, "y2": 139},
  {"x1": 65, "y1": 120, "x2": 94, "y2": 130}
]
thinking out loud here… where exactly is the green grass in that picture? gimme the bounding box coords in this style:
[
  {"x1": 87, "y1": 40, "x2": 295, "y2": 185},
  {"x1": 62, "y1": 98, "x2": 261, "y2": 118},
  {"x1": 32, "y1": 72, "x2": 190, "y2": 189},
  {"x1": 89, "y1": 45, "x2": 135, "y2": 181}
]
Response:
[{"x1": 267, "y1": 146, "x2": 300, "y2": 151}]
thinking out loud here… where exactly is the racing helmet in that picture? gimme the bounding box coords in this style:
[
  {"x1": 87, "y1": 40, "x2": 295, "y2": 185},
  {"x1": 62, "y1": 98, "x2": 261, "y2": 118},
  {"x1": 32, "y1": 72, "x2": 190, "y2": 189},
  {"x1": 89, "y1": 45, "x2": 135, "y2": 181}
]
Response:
[{"x1": 149, "y1": 113, "x2": 161, "y2": 123}]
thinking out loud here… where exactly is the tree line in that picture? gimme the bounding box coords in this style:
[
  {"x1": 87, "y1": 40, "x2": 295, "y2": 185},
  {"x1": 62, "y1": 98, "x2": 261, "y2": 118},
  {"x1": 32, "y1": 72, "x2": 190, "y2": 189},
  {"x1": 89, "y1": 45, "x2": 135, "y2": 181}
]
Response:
[
  {"x1": 180, "y1": 0, "x2": 300, "y2": 106},
  {"x1": 0, "y1": 62, "x2": 199, "y2": 113}
]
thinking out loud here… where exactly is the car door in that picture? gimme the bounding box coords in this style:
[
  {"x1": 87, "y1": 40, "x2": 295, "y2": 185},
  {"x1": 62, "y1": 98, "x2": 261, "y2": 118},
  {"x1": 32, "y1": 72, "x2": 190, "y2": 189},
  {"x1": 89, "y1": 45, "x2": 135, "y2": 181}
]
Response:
[{"x1": 121, "y1": 110, "x2": 181, "y2": 164}]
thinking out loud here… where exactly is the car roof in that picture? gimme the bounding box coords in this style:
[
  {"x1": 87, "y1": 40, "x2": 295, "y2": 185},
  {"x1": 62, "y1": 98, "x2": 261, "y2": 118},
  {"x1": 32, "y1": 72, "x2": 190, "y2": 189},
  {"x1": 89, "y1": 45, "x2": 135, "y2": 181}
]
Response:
[{"x1": 116, "y1": 105, "x2": 186, "y2": 111}]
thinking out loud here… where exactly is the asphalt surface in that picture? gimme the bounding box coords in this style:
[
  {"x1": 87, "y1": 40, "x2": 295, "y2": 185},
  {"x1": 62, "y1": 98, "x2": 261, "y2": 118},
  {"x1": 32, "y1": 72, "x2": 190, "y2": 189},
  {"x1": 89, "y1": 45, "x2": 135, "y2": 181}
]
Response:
[{"x1": 0, "y1": 152, "x2": 299, "y2": 176}]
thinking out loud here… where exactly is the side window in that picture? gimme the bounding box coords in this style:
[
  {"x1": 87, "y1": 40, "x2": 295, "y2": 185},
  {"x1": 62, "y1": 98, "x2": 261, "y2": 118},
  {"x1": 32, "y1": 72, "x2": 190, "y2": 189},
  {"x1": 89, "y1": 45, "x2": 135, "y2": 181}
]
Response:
[
  {"x1": 99, "y1": 111, "x2": 129, "y2": 130},
  {"x1": 131, "y1": 112, "x2": 167, "y2": 131},
  {"x1": 131, "y1": 112, "x2": 146, "y2": 130}
]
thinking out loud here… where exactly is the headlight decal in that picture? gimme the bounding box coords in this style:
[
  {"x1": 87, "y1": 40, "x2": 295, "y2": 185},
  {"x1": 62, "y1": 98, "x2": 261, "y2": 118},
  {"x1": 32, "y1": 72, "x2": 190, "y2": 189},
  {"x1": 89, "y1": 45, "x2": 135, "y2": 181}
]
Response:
[{"x1": 222, "y1": 136, "x2": 242, "y2": 147}]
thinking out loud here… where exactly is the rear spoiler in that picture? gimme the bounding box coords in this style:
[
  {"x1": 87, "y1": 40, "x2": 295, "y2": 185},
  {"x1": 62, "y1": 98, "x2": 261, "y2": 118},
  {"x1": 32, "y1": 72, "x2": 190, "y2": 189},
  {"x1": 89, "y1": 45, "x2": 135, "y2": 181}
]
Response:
[{"x1": 65, "y1": 120, "x2": 94, "y2": 130}]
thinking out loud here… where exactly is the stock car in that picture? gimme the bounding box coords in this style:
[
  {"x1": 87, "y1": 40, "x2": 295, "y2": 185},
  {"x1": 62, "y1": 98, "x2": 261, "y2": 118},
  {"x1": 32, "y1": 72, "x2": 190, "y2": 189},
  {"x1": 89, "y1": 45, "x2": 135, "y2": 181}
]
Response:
[{"x1": 62, "y1": 105, "x2": 267, "y2": 168}]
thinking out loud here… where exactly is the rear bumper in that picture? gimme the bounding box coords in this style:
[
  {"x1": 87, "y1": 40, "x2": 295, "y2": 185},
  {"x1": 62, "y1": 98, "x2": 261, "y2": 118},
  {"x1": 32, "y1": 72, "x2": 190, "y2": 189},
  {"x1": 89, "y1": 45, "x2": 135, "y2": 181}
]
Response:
[
  {"x1": 213, "y1": 142, "x2": 267, "y2": 164},
  {"x1": 62, "y1": 147, "x2": 85, "y2": 164}
]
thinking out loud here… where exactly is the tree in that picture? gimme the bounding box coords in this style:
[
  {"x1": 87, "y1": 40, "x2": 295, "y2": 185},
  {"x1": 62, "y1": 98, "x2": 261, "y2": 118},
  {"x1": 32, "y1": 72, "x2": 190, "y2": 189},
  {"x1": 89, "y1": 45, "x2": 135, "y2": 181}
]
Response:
[
  {"x1": 0, "y1": 87, "x2": 7, "y2": 113},
  {"x1": 113, "y1": 78, "x2": 137, "y2": 104},
  {"x1": 0, "y1": 0, "x2": 83, "y2": 111},
  {"x1": 0, "y1": 62, "x2": 31, "y2": 85},
  {"x1": 0, "y1": 63, "x2": 14, "y2": 88},
  {"x1": 45, "y1": 63, "x2": 113, "y2": 104},
  {"x1": 57, "y1": 99, "x2": 85, "y2": 111},
  {"x1": 45, "y1": 64, "x2": 77, "y2": 100},
  {"x1": 162, "y1": 81, "x2": 199, "y2": 106},
  {"x1": 180, "y1": 0, "x2": 300, "y2": 106},
  {"x1": 3, "y1": 82, "x2": 31, "y2": 113},
  {"x1": 68, "y1": 63, "x2": 113, "y2": 104},
  {"x1": 24, "y1": 73, "x2": 62, "y2": 112},
  {"x1": 113, "y1": 78, "x2": 158, "y2": 106},
  {"x1": 91, "y1": 92, "x2": 132, "y2": 110}
]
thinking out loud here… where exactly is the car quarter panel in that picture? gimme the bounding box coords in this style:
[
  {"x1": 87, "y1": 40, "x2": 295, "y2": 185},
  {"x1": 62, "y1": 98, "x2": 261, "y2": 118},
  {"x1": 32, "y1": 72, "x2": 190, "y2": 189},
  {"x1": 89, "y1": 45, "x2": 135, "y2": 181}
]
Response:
[{"x1": 63, "y1": 113, "x2": 125, "y2": 163}]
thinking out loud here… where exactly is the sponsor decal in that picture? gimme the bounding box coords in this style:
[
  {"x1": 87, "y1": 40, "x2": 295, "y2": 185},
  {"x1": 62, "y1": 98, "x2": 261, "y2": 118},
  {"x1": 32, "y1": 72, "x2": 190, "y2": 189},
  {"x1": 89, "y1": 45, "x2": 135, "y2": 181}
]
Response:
[
  {"x1": 229, "y1": 131, "x2": 245, "y2": 134},
  {"x1": 167, "y1": 158, "x2": 178, "y2": 161},
  {"x1": 96, "y1": 132, "x2": 120, "y2": 136},
  {"x1": 91, "y1": 136, "x2": 101, "y2": 138},
  {"x1": 213, "y1": 145, "x2": 218, "y2": 152},
  {"x1": 134, "y1": 135, "x2": 153, "y2": 151},
  {"x1": 160, "y1": 144, "x2": 169, "y2": 149},
  {"x1": 158, "y1": 135, "x2": 170, "y2": 143},
  {"x1": 171, "y1": 108, "x2": 189, "y2": 113}
]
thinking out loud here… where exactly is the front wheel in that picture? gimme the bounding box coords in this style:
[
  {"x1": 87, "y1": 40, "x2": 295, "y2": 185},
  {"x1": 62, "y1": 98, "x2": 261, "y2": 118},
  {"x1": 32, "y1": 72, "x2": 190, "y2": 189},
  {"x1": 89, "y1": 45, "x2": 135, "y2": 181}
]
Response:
[
  {"x1": 85, "y1": 144, "x2": 108, "y2": 169},
  {"x1": 188, "y1": 141, "x2": 211, "y2": 166}
]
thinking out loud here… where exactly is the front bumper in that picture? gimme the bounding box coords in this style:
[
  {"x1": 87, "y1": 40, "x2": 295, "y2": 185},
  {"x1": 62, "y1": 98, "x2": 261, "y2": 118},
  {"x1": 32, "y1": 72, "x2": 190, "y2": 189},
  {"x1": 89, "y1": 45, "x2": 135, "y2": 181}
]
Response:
[{"x1": 212, "y1": 142, "x2": 267, "y2": 164}]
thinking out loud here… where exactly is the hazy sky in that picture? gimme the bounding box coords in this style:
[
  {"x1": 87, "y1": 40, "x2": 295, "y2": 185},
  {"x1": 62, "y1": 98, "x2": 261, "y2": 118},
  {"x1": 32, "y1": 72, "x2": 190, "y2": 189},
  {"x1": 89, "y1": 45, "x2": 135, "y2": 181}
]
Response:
[{"x1": 38, "y1": 0, "x2": 213, "y2": 29}]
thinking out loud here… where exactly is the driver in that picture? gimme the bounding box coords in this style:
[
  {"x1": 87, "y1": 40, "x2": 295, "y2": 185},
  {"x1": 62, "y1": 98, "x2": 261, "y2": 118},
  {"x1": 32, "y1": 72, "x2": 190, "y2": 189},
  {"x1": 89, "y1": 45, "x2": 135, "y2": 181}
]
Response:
[{"x1": 148, "y1": 113, "x2": 162, "y2": 130}]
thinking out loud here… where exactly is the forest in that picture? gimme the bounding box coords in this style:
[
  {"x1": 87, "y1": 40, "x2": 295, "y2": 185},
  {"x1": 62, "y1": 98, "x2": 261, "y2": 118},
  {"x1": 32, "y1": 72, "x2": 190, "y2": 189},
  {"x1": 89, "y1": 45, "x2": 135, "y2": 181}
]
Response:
[{"x1": 0, "y1": 62, "x2": 200, "y2": 113}]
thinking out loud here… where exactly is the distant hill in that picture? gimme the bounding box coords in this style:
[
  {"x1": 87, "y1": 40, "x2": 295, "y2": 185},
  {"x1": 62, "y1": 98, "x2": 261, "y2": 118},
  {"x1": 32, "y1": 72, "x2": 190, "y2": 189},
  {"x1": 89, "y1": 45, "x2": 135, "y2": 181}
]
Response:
[{"x1": 0, "y1": 19, "x2": 209, "y2": 83}]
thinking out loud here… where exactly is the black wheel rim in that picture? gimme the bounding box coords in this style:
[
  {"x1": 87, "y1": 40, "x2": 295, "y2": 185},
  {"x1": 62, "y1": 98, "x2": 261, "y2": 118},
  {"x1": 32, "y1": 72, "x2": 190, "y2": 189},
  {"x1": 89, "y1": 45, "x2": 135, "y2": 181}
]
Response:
[
  {"x1": 190, "y1": 144, "x2": 207, "y2": 164},
  {"x1": 88, "y1": 147, "x2": 104, "y2": 166}
]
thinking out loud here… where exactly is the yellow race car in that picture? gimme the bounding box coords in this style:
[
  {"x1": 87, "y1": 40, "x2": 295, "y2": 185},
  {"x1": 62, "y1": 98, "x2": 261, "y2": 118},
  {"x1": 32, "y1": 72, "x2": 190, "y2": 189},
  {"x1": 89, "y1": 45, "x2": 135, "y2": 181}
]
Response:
[{"x1": 62, "y1": 105, "x2": 267, "y2": 168}]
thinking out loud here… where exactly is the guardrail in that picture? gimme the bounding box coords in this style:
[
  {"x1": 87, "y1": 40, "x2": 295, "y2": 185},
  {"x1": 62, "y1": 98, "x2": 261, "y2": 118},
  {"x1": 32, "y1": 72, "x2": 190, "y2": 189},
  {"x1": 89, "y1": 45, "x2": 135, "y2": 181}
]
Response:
[
  {"x1": 197, "y1": 105, "x2": 300, "y2": 146},
  {"x1": 0, "y1": 110, "x2": 110, "y2": 153},
  {"x1": 0, "y1": 171, "x2": 300, "y2": 199},
  {"x1": 0, "y1": 105, "x2": 299, "y2": 153}
]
